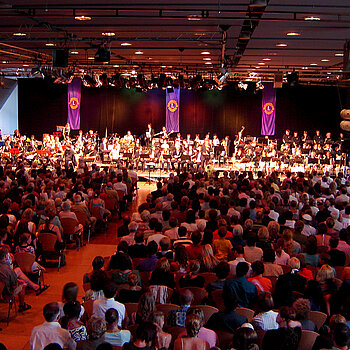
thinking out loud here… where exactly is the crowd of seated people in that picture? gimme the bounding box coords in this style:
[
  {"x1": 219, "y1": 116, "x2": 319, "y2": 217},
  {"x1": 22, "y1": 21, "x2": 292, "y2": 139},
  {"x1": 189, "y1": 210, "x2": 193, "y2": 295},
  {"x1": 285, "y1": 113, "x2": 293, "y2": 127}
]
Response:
[{"x1": 1, "y1": 160, "x2": 350, "y2": 349}]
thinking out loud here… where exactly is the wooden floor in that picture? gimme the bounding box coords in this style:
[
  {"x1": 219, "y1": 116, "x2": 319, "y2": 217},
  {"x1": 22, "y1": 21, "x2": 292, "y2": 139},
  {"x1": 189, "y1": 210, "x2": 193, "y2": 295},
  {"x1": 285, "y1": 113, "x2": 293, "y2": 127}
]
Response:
[{"x1": 0, "y1": 182, "x2": 156, "y2": 350}]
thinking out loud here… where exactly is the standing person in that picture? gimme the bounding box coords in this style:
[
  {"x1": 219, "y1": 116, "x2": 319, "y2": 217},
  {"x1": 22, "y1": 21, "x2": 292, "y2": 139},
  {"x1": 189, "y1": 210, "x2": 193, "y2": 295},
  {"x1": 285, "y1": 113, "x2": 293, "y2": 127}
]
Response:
[
  {"x1": 64, "y1": 144, "x2": 76, "y2": 169},
  {"x1": 145, "y1": 123, "x2": 154, "y2": 147},
  {"x1": 30, "y1": 302, "x2": 76, "y2": 350}
]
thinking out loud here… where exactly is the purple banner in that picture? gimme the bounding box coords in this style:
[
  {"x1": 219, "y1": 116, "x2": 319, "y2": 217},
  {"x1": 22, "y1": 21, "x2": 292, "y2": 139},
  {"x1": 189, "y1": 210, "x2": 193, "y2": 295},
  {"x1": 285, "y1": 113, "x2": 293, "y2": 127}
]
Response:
[
  {"x1": 261, "y1": 82, "x2": 276, "y2": 135},
  {"x1": 166, "y1": 87, "x2": 180, "y2": 132},
  {"x1": 67, "y1": 77, "x2": 81, "y2": 130}
]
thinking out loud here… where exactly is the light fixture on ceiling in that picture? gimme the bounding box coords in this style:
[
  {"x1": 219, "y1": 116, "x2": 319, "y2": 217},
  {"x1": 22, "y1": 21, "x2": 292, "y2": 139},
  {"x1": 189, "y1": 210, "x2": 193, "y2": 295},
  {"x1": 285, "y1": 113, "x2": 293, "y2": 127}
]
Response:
[
  {"x1": 310, "y1": 63, "x2": 318, "y2": 66},
  {"x1": 135, "y1": 51, "x2": 144, "y2": 55},
  {"x1": 23, "y1": 64, "x2": 29, "y2": 67},
  {"x1": 13, "y1": 32, "x2": 26, "y2": 36},
  {"x1": 203, "y1": 57, "x2": 211, "y2": 61},
  {"x1": 187, "y1": 15, "x2": 201, "y2": 21},
  {"x1": 205, "y1": 62, "x2": 212, "y2": 65},
  {"x1": 201, "y1": 51, "x2": 210, "y2": 55},
  {"x1": 45, "y1": 42, "x2": 55, "y2": 47},
  {"x1": 102, "y1": 32, "x2": 115, "y2": 36},
  {"x1": 321, "y1": 59, "x2": 330, "y2": 62},
  {"x1": 75, "y1": 15, "x2": 91, "y2": 21},
  {"x1": 276, "y1": 43, "x2": 287, "y2": 47},
  {"x1": 121, "y1": 42, "x2": 131, "y2": 46},
  {"x1": 286, "y1": 32, "x2": 300, "y2": 36},
  {"x1": 262, "y1": 58, "x2": 271, "y2": 61},
  {"x1": 258, "y1": 62, "x2": 265, "y2": 65},
  {"x1": 113, "y1": 65, "x2": 119, "y2": 68},
  {"x1": 335, "y1": 53, "x2": 344, "y2": 57},
  {"x1": 70, "y1": 51, "x2": 79, "y2": 54},
  {"x1": 88, "y1": 57, "x2": 94, "y2": 60},
  {"x1": 304, "y1": 16, "x2": 320, "y2": 21}
]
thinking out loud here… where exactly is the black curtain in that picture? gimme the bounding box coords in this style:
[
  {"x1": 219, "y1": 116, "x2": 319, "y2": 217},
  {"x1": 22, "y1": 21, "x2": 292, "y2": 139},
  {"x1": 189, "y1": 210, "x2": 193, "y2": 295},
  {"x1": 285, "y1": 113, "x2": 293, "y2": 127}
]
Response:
[{"x1": 18, "y1": 78, "x2": 345, "y2": 139}]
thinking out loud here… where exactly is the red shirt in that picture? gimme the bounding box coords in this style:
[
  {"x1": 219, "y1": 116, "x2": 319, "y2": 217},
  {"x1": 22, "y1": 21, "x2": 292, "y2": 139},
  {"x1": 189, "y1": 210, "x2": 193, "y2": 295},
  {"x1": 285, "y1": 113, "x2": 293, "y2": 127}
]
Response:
[
  {"x1": 248, "y1": 276, "x2": 272, "y2": 293},
  {"x1": 186, "y1": 244, "x2": 203, "y2": 260}
]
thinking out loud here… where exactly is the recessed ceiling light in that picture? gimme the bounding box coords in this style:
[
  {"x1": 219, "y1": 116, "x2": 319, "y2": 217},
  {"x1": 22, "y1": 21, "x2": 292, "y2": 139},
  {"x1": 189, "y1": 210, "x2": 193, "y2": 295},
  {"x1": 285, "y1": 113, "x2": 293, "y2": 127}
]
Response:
[
  {"x1": 302, "y1": 66, "x2": 308, "y2": 70},
  {"x1": 88, "y1": 57, "x2": 94, "y2": 60},
  {"x1": 187, "y1": 15, "x2": 201, "y2": 21},
  {"x1": 2, "y1": 61, "x2": 7, "y2": 64},
  {"x1": 13, "y1": 32, "x2": 26, "y2": 36},
  {"x1": 258, "y1": 62, "x2": 265, "y2": 65},
  {"x1": 45, "y1": 43, "x2": 55, "y2": 47},
  {"x1": 113, "y1": 65, "x2": 119, "y2": 67},
  {"x1": 201, "y1": 51, "x2": 210, "y2": 55},
  {"x1": 161, "y1": 65, "x2": 166, "y2": 68},
  {"x1": 75, "y1": 15, "x2": 91, "y2": 21},
  {"x1": 276, "y1": 43, "x2": 287, "y2": 47},
  {"x1": 310, "y1": 63, "x2": 318, "y2": 66},
  {"x1": 321, "y1": 59, "x2": 330, "y2": 62},
  {"x1": 262, "y1": 58, "x2": 271, "y2": 61},
  {"x1": 121, "y1": 42, "x2": 131, "y2": 46},
  {"x1": 135, "y1": 51, "x2": 143, "y2": 54},
  {"x1": 203, "y1": 57, "x2": 211, "y2": 61},
  {"x1": 148, "y1": 57, "x2": 152, "y2": 60},
  {"x1": 70, "y1": 51, "x2": 79, "y2": 54},
  {"x1": 255, "y1": 66, "x2": 260, "y2": 69},
  {"x1": 287, "y1": 32, "x2": 300, "y2": 36},
  {"x1": 205, "y1": 62, "x2": 212, "y2": 65},
  {"x1": 335, "y1": 53, "x2": 344, "y2": 57},
  {"x1": 102, "y1": 32, "x2": 115, "y2": 36},
  {"x1": 304, "y1": 16, "x2": 320, "y2": 21},
  {"x1": 23, "y1": 64, "x2": 29, "y2": 67}
]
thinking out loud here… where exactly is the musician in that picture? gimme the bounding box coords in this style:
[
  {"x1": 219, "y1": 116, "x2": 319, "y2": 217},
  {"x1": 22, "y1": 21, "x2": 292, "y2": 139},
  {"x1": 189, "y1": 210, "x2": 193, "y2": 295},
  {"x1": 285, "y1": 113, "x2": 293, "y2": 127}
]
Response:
[
  {"x1": 145, "y1": 123, "x2": 154, "y2": 147},
  {"x1": 124, "y1": 131, "x2": 134, "y2": 143},
  {"x1": 160, "y1": 126, "x2": 168, "y2": 139},
  {"x1": 282, "y1": 129, "x2": 293, "y2": 145},
  {"x1": 110, "y1": 140, "x2": 121, "y2": 163},
  {"x1": 302, "y1": 130, "x2": 311, "y2": 143},
  {"x1": 85, "y1": 130, "x2": 96, "y2": 143},
  {"x1": 324, "y1": 132, "x2": 333, "y2": 146},
  {"x1": 313, "y1": 130, "x2": 323, "y2": 145},
  {"x1": 63, "y1": 123, "x2": 71, "y2": 139},
  {"x1": 64, "y1": 144, "x2": 76, "y2": 169},
  {"x1": 212, "y1": 134, "x2": 220, "y2": 158}
]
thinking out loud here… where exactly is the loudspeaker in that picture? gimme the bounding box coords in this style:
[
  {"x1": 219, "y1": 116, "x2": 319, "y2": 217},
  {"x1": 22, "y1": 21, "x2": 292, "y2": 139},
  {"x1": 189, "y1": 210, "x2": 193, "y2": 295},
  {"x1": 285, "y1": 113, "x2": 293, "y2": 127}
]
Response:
[
  {"x1": 52, "y1": 49, "x2": 68, "y2": 68},
  {"x1": 274, "y1": 72, "x2": 283, "y2": 88}
]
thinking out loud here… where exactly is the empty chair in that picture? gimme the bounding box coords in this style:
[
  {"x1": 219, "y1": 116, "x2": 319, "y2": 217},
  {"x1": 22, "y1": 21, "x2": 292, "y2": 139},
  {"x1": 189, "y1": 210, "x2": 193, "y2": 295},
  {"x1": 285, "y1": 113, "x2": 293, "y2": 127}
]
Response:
[
  {"x1": 75, "y1": 211, "x2": 91, "y2": 243},
  {"x1": 216, "y1": 330, "x2": 235, "y2": 349},
  {"x1": 37, "y1": 232, "x2": 65, "y2": 271},
  {"x1": 83, "y1": 299, "x2": 94, "y2": 319},
  {"x1": 297, "y1": 330, "x2": 318, "y2": 350}
]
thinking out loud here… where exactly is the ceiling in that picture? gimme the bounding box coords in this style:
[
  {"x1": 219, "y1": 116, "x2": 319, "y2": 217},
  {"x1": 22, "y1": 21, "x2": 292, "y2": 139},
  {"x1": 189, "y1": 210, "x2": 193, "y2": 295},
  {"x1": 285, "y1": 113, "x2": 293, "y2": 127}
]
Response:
[{"x1": 0, "y1": 0, "x2": 349, "y2": 84}]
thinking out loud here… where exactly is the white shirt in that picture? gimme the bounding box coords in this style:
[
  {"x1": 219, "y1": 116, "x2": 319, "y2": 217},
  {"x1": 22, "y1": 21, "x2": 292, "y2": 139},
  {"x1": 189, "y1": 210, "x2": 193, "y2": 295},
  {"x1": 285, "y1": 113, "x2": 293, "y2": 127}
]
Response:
[
  {"x1": 146, "y1": 233, "x2": 167, "y2": 246},
  {"x1": 302, "y1": 224, "x2": 317, "y2": 237},
  {"x1": 228, "y1": 257, "x2": 251, "y2": 276},
  {"x1": 30, "y1": 321, "x2": 76, "y2": 350},
  {"x1": 113, "y1": 182, "x2": 128, "y2": 195},
  {"x1": 92, "y1": 298, "x2": 125, "y2": 327},
  {"x1": 252, "y1": 310, "x2": 279, "y2": 331},
  {"x1": 164, "y1": 227, "x2": 179, "y2": 241}
]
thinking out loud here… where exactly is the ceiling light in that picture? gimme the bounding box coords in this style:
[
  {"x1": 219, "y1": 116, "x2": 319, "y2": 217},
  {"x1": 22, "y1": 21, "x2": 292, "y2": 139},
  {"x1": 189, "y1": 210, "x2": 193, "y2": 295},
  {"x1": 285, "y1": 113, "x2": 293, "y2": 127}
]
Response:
[
  {"x1": 321, "y1": 59, "x2": 330, "y2": 62},
  {"x1": 258, "y1": 62, "x2": 265, "y2": 65},
  {"x1": 187, "y1": 15, "x2": 201, "y2": 21},
  {"x1": 262, "y1": 58, "x2": 271, "y2": 61},
  {"x1": 335, "y1": 53, "x2": 344, "y2": 57},
  {"x1": 45, "y1": 43, "x2": 55, "y2": 47},
  {"x1": 203, "y1": 58, "x2": 211, "y2": 61},
  {"x1": 113, "y1": 65, "x2": 119, "y2": 68},
  {"x1": 310, "y1": 63, "x2": 318, "y2": 66},
  {"x1": 302, "y1": 66, "x2": 308, "y2": 70},
  {"x1": 88, "y1": 57, "x2": 94, "y2": 60},
  {"x1": 327, "y1": 72, "x2": 332, "y2": 75},
  {"x1": 276, "y1": 43, "x2": 287, "y2": 47},
  {"x1": 131, "y1": 70, "x2": 136, "y2": 75},
  {"x1": 148, "y1": 57, "x2": 152, "y2": 60},
  {"x1": 75, "y1": 15, "x2": 91, "y2": 21},
  {"x1": 70, "y1": 51, "x2": 79, "y2": 54},
  {"x1": 255, "y1": 66, "x2": 260, "y2": 69},
  {"x1": 121, "y1": 42, "x2": 131, "y2": 46},
  {"x1": 135, "y1": 51, "x2": 144, "y2": 55},
  {"x1": 205, "y1": 62, "x2": 212, "y2": 65},
  {"x1": 304, "y1": 16, "x2": 320, "y2": 21},
  {"x1": 23, "y1": 64, "x2": 29, "y2": 67},
  {"x1": 201, "y1": 51, "x2": 210, "y2": 55},
  {"x1": 287, "y1": 32, "x2": 300, "y2": 36},
  {"x1": 13, "y1": 32, "x2": 26, "y2": 36},
  {"x1": 161, "y1": 66, "x2": 166, "y2": 68},
  {"x1": 102, "y1": 32, "x2": 115, "y2": 36}
]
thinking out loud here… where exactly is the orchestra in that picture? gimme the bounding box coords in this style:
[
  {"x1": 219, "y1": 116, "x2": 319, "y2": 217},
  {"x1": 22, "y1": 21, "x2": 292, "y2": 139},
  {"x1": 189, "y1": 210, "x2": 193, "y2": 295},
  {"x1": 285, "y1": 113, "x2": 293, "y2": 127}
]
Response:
[{"x1": 0, "y1": 125, "x2": 348, "y2": 174}]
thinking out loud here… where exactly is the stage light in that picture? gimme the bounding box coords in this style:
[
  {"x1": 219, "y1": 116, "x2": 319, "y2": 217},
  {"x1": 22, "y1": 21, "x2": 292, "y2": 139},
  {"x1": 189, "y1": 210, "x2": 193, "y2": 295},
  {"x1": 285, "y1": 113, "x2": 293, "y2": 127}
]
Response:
[
  {"x1": 276, "y1": 43, "x2": 287, "y2": 47},
  {"x1": 102, "y1": 32, "x2": 115, "y2": 36},
  {"x1": 286, "y1": 32, "x2": 300, "y2": 36},
  {"x1": 121, "y1": 42, "x2": 131, "y2": 46},
  {"x1": 75, "y1": 15, "x2": 91, "y2": 21},
  {"x1": 304, "y1": 16, "x2": 320, "y2": 21},
  {"x1": 13, "y1": 32, "x2": 26, "y2": 36}
]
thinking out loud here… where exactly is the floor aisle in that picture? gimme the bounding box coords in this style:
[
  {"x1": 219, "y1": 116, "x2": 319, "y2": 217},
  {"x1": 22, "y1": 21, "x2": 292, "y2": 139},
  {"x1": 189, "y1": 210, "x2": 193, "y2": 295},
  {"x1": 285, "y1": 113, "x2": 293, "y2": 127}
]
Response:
[{"x1": 0, "y1": 182, "x2": 156, "y2": 350}]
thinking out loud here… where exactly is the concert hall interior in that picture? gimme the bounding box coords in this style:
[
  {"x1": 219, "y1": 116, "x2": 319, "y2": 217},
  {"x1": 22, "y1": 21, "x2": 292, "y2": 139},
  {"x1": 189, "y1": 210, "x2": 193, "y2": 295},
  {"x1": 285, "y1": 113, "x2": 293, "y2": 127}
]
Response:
[{"x1": 1, "y1": 1, "x2": 350, "y2": 350}]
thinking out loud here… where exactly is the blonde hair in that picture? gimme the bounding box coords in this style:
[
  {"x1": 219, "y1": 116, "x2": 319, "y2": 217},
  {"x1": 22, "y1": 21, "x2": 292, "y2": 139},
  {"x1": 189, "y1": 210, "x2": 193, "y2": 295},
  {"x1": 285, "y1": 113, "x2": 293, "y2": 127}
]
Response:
[
  {"x1": 316, "y1": 264, "x2": 335, "y2": 282},
  {"x1": 267, "y1": 221, "x2": 280, "y2": 240},
  {"x1": 155, "y1": 257, "x2": 170, "y2": 273},
  {"x1": 22, "y1": 208, "x2": 33, "y2": 221},
  {"x1": 200, "y1": 244, "x2": 219, "y2": 272},
  {"x1": 257, "y1": 226, "x2": 269, "y2": 241}
]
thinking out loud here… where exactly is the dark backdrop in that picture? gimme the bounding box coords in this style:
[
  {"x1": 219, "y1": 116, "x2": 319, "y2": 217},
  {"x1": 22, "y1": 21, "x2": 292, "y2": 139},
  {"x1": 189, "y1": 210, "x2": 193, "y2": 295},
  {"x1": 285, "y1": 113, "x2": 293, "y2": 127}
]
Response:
[{"x1": 18, "y1": 78, "x2": 345, "y2": 139}]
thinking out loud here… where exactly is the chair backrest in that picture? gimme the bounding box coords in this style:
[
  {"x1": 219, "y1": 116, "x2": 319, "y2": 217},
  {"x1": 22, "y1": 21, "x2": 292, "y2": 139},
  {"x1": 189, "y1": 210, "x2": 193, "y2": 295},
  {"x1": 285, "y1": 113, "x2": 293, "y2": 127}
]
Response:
[
  {"x1": 297, "y1": 330, "x2": 318, "y2": 350},
  {"x1": 308, "y1": 311, "x2": 327, "y2": 331},
  {"x1": 198, "y1": 272, "x2": 218, "y2": 287},
  {"x1": 156, "y1": 303, "x2": 180, "y2": 317},
  {"x1": 167, "y1": 326, "x2": 186, "y2": 349},
  {"x1": 334, "y1": 266, "x2": 344, "y2": 280},
  {"x1": 196, "y1": 305, "x2": 219, "y2": 324},
  {"x1": 75, "y1": 211, "x2": 89, "y2": 226},
  {"x1": 306, "y1": 265, "x2": 319, "y2": 279},
  {"x1": 0, "y1": 281, "x2": 5, "y2": 301},
  {"x1": 236, "y1": 307, "x2": 255, "y2": 322},
  {"x1": 60, "y1": 217, "x2": 78, "y2": 235},
  {"x1": 211, "y1": 289, "x2": 225, "y2": 312},
  {"x1": 334, "y1": 278, "x2": 343, "y2": 290},
  {"x1": 124, "y1": 302, "x2": 139, "y2": 318},
  {"x1": 256, "y1": 328, "x2": 266, "y2": 350},
  {"x1": 14, "y1": 252, "x2": 35, "y2": 274},
  {"x1": 38, "y1": 232, "x2": 57, "y2": 252},
  {"x1": 180, "y1": 287, "x2": 206, "y2": 306},
  {"x1": 112, "y1": 346, "x2": 123, "y2": 350},
  {"x1": 127, "y1": 324, "x2": 138, "y2": 339}
]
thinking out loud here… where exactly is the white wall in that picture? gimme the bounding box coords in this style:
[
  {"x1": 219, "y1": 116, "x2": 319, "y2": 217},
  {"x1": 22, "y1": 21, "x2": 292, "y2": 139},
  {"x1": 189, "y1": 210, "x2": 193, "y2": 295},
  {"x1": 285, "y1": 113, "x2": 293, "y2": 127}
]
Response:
[{"x1": 0, "y1": 79, "x2": 18, "y2": 136}]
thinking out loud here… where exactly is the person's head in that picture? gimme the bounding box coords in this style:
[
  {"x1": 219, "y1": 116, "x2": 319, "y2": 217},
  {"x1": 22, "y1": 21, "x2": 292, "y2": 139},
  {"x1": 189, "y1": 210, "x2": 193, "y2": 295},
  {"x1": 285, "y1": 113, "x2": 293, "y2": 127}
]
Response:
[
  {"x1": 186, "y1": 307, "x2": 204, "y2": 327},
  {"x1": 316, "y1": 264, "x2": 335, "y2": 282},
  {"x1": 138, "y1": 292, "x2": 156, "y2": 321},
  {"x1": 333, "y1": 323, "x2": 350, "y2": 349},
  {"x1": 102, "y1": 280, "x2": 118, "y2": 299},
  {"x1": 246, "y1": 232, "x2": 256, "y2": 247},
  {"x1": 191, "y1": 231, "x2": 201, "y2": 245},
  {"x1": 127, "y1": 272, "x2": 139, "y2": 287},
  {"x1": 263, "y1": 248, "x2": 276, "y2": 263},
  {"x1": 90, "y1": 270, "x2": 107, "y2": 292},
  {"x1": 149, "y1": 311, "x2": 165, "y2": 329},
  {"x1": 134, "y1": 231, "x2": 145, "y2": 244},
  {"x1": 288, "y1": 257, "x2": 300, "y2": 270},
  {"x1": 43, "y1": 302, "x2": 60, "y2": 322},
  {"x1": 232, "y1": 225, "x2": 244, "y2": 240},
  {"x1": 92, "y1": 256, "x2": 105, "y2": 271},
  {"x1": 215, "y1": 261, "x2": 230, "y2": 279},
  {"x1": 155, "y1": 257, "x2": 170, "y2": 273},
  {"x1": 159, "y1": 237, "x2": 171, "y2": 252},
  {"x1": 128, "y1": 221, "x2": 138, "y2": 233},
  {"x1": 179, "y1": 289, "x2": 194, "y2": 306},
  {"x1": 258, "y1": 292, "x2": 274, "y2": 312},
  {"x1": 175, "y1": 245, "x2": 189, "y2": 267},
  {"x1": 87, "y1": 316, "x2": 106, "y2": 340},
  {"x1": 43, "y1": 345, "x2": 62, "y2": 350},
  {"x1": 147, "y1": 241, "x2": 158, "y2": 256},
  {"x1": 169, "y1": 216, "x2": 178, "y2": 228},
  {"x1": 251, "y1": 260, "x2": 264, "y2": 276},
  {"x1": 105, "y1": 308, "x2": 119, "y2": 327},
  {"x1": 277, "y1": 306, "x2": 297, "y2": 327},
  {"x1": 188, "y1": 260, "x2": 200, "y2": 275},
  {"x1": 232, "y1": 327, "x2": 258, "y2": 350},
  {"x1": 257, "y1": 226, "x2": 269, "y2": 242},
  {"x1": 19, "y1": 232, "x2": 31, "y2": 245},
  {"x1": 185, "y1": 314, "x2": 202, "y2": 337},
  {"x1": 135, "y1": 321, "x2": 157, "y2": 344},
  {"x1": 218, "y1": 226, "x2": 227, "y2": 238},
  {"x1": 292, "y1": 298, "x2": 311, "y2": 321},
  {"x1": 62, "y1": 282, "x2": 78, "y2": 303},
  {"x1": 329, "y1": 237, "x2": 340, "y2": 249},
  {"x1": 329, "y1": 314, "x2": 347, "y2": 330},
  {"x1": 63, "y1": 301, "x2": 81, "y2": 320},
  {"x1": 236, "y1": 262, "x2": 249, "y2": 278},
  {"x1": 178, "y1": 226, "x2": 187, "y2": 238}
]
